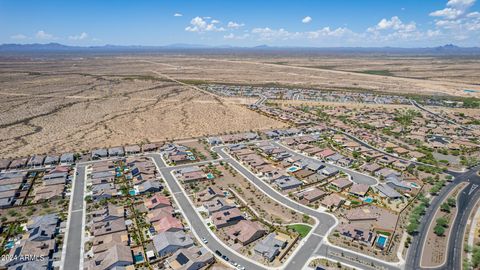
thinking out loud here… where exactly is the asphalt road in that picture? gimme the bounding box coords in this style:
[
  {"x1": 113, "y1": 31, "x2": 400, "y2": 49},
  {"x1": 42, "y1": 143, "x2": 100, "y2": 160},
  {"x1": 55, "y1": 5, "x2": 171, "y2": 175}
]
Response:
[
  {"x1": 406, "y1": 165, "x2": 480, "y2": 270},
  {"x1": 213, "y1": 147, "x2": 400, "y2": 270},
  {"x1": 63, "y1": 165, "x2": 86, "y2": 270},
  {"x1": 271, "y1": 141, "x2": 377, "y2": 186},
  {"x1": 148, "y1": 153, "x2": 263, "y2": 270}
]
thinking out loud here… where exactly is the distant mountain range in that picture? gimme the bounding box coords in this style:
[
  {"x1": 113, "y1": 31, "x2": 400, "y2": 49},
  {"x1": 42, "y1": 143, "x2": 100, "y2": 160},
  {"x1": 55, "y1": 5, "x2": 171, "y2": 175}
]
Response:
[{"x1": 1, "y1": 42, "x2": 479, "y2": 55}]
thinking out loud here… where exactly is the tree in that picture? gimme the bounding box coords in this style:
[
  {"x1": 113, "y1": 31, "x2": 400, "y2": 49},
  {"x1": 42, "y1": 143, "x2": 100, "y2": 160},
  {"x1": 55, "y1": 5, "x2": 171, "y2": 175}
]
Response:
[
  {"x1": 434, "y1": 224, "x2": 445, "y2": 236},
  {"x1": 440, "y1": 202, "x2": 451, "y2": 213},
  {"x1": 447, "y1": 197, "x2": 456, "y2": 207},
  {"x1": 437, "y1": 217, "x2": 448, "y2": 227}
]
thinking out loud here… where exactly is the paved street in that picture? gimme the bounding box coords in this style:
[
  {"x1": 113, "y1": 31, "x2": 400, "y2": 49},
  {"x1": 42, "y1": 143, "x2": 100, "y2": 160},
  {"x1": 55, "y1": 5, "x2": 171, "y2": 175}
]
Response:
[
  {"x1": 63, "y1": 165, "x2": 86, "y2": 270},
  {"x1": 212, "y1": 147, "x2": 400, "y2": 270},
  {"x1": 148, "y1": 154, "x2": 265, "y2": 270},
  {"x1": 406, "y1": 165, "x2": 480, "y2": 270}
]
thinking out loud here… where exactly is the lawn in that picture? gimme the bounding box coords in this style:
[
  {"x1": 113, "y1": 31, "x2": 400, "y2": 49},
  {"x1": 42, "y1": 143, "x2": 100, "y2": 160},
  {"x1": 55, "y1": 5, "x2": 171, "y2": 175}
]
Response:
[{"x1": 287, "y1": 224, "x2": 312, "y2": 238}]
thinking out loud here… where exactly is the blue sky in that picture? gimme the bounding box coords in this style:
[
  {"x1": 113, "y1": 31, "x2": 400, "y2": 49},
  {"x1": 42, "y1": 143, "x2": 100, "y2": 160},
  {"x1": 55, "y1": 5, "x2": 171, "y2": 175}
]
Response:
[{"x1": 1, "y1": 0, "x2": 479, "y2": 47}]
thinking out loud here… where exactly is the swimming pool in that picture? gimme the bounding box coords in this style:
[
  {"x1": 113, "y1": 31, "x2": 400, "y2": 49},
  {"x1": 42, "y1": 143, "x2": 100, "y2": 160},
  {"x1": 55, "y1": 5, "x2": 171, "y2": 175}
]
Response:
[
  {"x1": 464, "y1": 89, "x2": 479, "y2": 93},
  {"x1": 206, "y1": 173, "x2": 215, "y2": 179},
  {"x1": 287, "y1": 166, "x2": 300, "y2": 172},
  {"x1": 129, "y1": 189, "x2": 137, "y2": 196},
  {"x1": 4, "y1": 241, "x2": 14, "y2": 249},
  {"x1": 376, "y1": 235, "x2": 388, "y2": 249},
  {"x1": 363, "y1": 197, "x2": 373, "y2": 203}
]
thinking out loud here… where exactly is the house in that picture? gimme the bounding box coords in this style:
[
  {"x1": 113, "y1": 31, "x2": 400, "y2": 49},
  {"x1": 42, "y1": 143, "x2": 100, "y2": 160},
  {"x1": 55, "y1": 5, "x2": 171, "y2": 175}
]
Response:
[
  {"x1": 211, "y1": 208, "x2": 244, "y2": 229},
  {"x1": 27, "y1": 155, "x2": 45, "y2": 167},
  {"x1": 348, "y1": 184, "x2": 370, "y2": 198},
  {"x1": 144, "y1": 194, "x2": 171, "y2": 210},
  {"x1": 43, "y1": 155, "x2": 59, "y2": 166},
  {"x1": 295, "y1": 188, "x2": 326, "y2": 204},
  {"x1": 165, "y1": 247, "x2": 214, "y2": 270},
  {"x1": 375, "y1": 183, "x2": 402, "y2": 199},
  {"x1": 375, "y1": 168, "x2": 400, "y2": 179},
  {"x1": 329, "y1": 178, "x2": 353, "y2": 191},
  {"x1": 320, "y1": 194, "x2": 345, "y2": 210},
  {"x1": 153, "y1": 231, "x2": 194, "y2": 257},
  {"x1": 60, "y1": 153, "x2": 75, "y2": 163},
  {"x1": 92, "y1": 218, "x2": 127, "y2": 236},
  {"x1": 92, "y1": 149, "x2": 108, "y2": 159},
  {"x1": 92, "y1": 204, "x2": 124, "y2": 223},
  {"x1": 33, "y1": 184, "x2": 64, "y2": 202},
  {"x1": 8, "y1": 158, "x2": 28, "y2": 169},
  {"x1": 91, "y1": 231, "x2": 130, "y2": 254},
  {"x1": 146, "y1": 206, "x2": 174, "y2": 223},
  {"x1": 362, "y1": 163, "x2": 381, "y2": 174},
  {"x1": 316, "y1": 149, "x2": 336, "y2": 159},
  {"x1": 87, "y1": 244, "x2": 133, "y2": 270},
  {"x1": 337, "y1": 223, "x2": 375, "y2": 245},
  {"x1": 153, "y1": 216, "x2": 183, "y2": 233},
  {"x1": 26, "y1": 214, "x2": 59, "y2": 241},
  {"x1": 124, "y1": 145, "x2": 141, "y2": 155},
  {"x1": 321, "y1": 167, "x2": 339, "y2": 176},
  {"x1": 136, "y1": 180, "x2": 163, "y2": 194},
  {"x1": 5, "y1": 239, "x2": 55, "y2": 269},
  {"x1": 226, "y1": 220, "x2": 267, "y2": 246},
  {"x1": 204, "y1": 198, "x2": 236, "y2": 215},
  {"x1": 273, "y1": 175, "x2": 303, "y2": 191},
  {"x1": 91, "y1": 183, "x2": 118, "y2": 201},
  {"x1": 143, "y1": 143, "x2": 158, "y2": 152},
  {"x1": 306, "y1": 162, "x2": 324, "y2": 172},
  {"x1": 254, "y1": 233, "x2": 287, "y2": 262},
  {"x1": 196, "y1": 186, "x2": 225, "y2": 202},
  {"x1": 108, "y1": 147, "x2": 125, "y2": 157}
]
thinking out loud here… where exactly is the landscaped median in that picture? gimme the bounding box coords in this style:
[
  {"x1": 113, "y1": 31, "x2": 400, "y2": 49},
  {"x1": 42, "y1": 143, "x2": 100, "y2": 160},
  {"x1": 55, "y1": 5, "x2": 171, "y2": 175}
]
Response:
[{"x1": 420, "y1": 181, "x2": 469, "y2": 268}]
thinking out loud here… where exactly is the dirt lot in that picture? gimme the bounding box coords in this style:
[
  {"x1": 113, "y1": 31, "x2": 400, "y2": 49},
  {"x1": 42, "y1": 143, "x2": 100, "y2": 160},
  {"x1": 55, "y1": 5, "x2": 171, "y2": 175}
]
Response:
[
  {"x1": 0, "y1": 58, "x2": 286, "y2": 158},
  {"x1": 1, "y1": 54, "x2": 478, "y2": 158}
]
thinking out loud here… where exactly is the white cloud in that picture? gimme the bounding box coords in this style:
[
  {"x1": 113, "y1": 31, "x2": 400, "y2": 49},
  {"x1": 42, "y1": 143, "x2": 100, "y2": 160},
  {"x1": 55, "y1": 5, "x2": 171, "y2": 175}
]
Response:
[
  {"x1": 430, "y1": 8, "x2": 463, "y2": 19},
  {"x1": 370, "y1": 16, "x2": 416, "y2": 32},
  {"x1": 224, "y1": 33, "x2": 249, "y2": 39},
  {"x1": 251, "y1": 27, "x2": 300, "y2": 40},
  {"x1": 68, "y1": 32, "x2": 88, "y2": 41},
  {"x1": 302, "y1": 16, "x2": 312, "y2": 24},
  {"x1": 447, "y1": 0, "x2": 476, "y2": 9},
  {"x1": 306, "y1": 27, "x2": 352, "y2": 38},
  {"x1": 11, "y1": 34, "x2": 27, "y2": 40},
  {"x1": 227, "y1": 21, "x2": 245, "y2": 29},
  {"x1": 35, "y1": 30, "x2": 55, "y2": 40},
  {"x1": 430, "y1": 0, "x2": 476, "y2": 19},
  {"x1": 185, "y1": 16, "x2": 225, "y2": 32},
  {"x1": 174, "y1": 13, "x2": 183, "y2": 17}
]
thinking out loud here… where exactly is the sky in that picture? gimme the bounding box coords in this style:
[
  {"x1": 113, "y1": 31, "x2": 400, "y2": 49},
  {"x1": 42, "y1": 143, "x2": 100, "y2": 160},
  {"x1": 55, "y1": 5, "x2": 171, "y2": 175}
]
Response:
[{"x1": 1, "y1": 0, "x2": 480, "y2": 47}]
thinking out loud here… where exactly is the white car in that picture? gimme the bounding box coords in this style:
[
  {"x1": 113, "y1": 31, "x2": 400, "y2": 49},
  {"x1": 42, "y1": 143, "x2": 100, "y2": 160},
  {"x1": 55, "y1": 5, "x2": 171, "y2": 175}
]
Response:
[{"x1": 202, "y1": 237, "x2": 208, "y2": 244}]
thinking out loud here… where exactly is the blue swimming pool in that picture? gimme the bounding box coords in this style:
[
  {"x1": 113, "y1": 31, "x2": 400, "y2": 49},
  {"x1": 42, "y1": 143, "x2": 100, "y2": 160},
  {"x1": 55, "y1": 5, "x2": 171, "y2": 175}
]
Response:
[
  {"x1": 129, "y1": 189, "x2": 137, "y2": 196},
  {"x1": 206, "y1": 173, "x2": 214, "y2": 179},
  {"x1": 363, "y1": 197, "x2": 373, "y2": 203},
  {"x1": 287, "y1": 166, "x2": 300, "y2": 172},
  {"x1": 133, "y1": 254, "x2": 144, "y2": 263},
  {"x1": 464, "y1": 89, "x2": 479, "y2": 93},
  {"x1": 376, "y1": 235, "x2": 388, "y2": 249},
  {"x1": 4, "y1": 241, "x2": 14, "y2": 249}
]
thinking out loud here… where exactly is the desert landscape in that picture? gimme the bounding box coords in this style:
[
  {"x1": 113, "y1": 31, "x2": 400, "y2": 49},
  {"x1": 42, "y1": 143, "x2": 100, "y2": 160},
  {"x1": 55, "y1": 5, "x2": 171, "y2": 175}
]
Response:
[{"x1": 0, "y1": 54, "x2": 479, "y2": 158}]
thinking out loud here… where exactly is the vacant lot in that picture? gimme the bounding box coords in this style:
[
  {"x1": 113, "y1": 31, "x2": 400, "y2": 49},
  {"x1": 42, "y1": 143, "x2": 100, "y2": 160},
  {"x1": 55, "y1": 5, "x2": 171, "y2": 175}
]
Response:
[
  {"x1": 1, "y1": 54, "x2": 478, "y2": 157},
  {"x1": 0, "y1": 58, "x2": 286, "y2": 158}
]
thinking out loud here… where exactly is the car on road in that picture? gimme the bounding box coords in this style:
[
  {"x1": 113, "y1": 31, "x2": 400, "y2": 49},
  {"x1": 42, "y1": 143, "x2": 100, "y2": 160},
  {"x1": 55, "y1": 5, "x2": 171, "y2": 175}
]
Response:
[
  {"x1": 215, "y1": 250, "x2": 222, "y2": 257},
  {"x1": 222, "y1": 255, "x2": 229, "y2": 261},
  {"x1": 202, "y1": 237, "x2": 208, "y2": 244}
]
